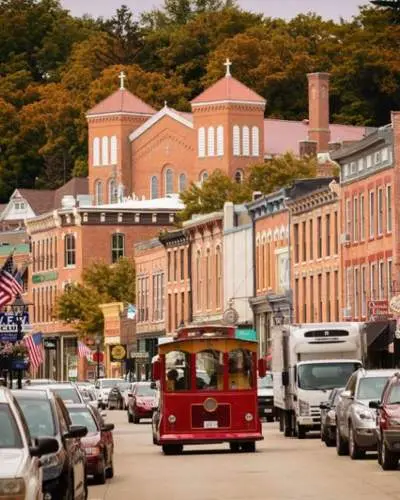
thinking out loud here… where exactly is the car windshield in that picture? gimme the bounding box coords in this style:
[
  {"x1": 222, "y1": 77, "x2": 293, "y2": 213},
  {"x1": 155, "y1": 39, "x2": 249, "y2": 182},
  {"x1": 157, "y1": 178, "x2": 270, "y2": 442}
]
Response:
[
  {"x1": 16, "y1": 398, "x2": 56, "y2": 437},
  {"x1": 387, "y1": 383, "x2": 400, "y2": 405},
  {"x1": 258, "y1": 374, "x2": 273, "y2": 388},
  {"x1": 101, "y1": 380, "x2": 122, "y2": 389},
  {"x1": 136, "y1": 385, "x2": 156, "y2": 397},
  {"x1": 68, "y1": 408, "x2": 98, "y2": 433},
  {"x1": 357, "y1": 377, "x2": 389, "y2": 400},
  {"x1": 0, "y1": 404, "x2": 23, "y2": 448},
  {"x1": 52, "y1": 388, "x2": 81, "y2": 404},
  {"x1": 298, "y1": 362, "x2": 361, "y2": 390}
]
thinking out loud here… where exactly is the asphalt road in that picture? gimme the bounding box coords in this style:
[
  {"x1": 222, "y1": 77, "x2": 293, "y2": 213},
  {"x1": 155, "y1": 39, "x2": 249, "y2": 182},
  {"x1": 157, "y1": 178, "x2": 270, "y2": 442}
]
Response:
[{"x1": 88, "y1": 411, "x2": 400, "y2": 500}]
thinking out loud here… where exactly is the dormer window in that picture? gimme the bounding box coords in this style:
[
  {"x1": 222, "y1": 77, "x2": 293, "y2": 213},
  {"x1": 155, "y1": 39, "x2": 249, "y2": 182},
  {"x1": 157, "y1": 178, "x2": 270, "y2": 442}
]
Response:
[{"x1": 14, "y1": 201, "x2": 26, "y2": 210}]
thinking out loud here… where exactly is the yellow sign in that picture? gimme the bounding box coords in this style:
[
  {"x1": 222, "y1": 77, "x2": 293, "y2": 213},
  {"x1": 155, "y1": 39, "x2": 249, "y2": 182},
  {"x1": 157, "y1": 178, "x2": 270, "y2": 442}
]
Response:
[{"x1": 110, "y1": 344, "x2": 127, "y2": 362}]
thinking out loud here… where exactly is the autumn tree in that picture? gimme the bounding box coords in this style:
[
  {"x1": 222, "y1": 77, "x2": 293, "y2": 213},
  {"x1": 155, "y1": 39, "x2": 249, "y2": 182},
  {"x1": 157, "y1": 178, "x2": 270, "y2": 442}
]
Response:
[{"x1": 56, "y1": 258, "x2": 136, "y2": 338}]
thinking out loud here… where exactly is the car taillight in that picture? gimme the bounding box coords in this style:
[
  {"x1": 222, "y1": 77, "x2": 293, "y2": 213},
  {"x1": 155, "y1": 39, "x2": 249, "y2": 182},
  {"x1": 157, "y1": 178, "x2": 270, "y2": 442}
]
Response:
[{"x1": 85, "y1": 446, "x2": 101, "y2": 456}]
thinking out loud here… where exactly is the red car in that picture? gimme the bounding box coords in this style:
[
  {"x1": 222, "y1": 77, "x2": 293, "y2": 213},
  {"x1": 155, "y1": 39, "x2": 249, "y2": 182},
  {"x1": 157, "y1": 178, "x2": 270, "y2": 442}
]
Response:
[
  {"x1": 370, "y1": 372, "x2": 400, "y2": 470},
  {"x1": 66, "y1": 403, "x2": 115, "y2": 484},
  {"x1": 127, "y1": 382, "x2": 157, "y2": 424}
]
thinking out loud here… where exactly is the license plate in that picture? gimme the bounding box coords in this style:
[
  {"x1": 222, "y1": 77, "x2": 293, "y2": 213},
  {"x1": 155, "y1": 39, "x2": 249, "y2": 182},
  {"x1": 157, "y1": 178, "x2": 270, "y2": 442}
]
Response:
[
  {"x1": 204, "y1": 421, "x2": 218, "y2": 429},
  {"x1": 264, "y1": 409, "x2": 272, "y2": 414}
]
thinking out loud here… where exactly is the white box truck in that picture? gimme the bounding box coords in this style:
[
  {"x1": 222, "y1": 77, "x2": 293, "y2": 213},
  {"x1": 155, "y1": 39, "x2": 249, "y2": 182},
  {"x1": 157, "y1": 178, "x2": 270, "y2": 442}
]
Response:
[{"x1": 272, "y1": 322, "x2": 366, "y2": 439}]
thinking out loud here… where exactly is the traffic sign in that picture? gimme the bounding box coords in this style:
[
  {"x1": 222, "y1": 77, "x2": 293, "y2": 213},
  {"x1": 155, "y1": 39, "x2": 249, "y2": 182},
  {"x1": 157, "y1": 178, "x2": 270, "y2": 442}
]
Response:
[{"x1": 93, "y1": 351, "x2": 104, "y2": 363}]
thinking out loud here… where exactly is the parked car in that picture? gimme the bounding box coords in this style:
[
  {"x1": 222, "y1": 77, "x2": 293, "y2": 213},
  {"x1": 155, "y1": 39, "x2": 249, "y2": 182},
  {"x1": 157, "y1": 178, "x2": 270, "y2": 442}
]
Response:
[
  {"x1": 95, "y1": 379, "x2": 124, "y2": 410},
  {"x1": 13, "y1": 388, "x2": 88, "y2": 499},
  {"x1": 66, "y1": 403, "x2": 115, "y2": 484},
  {"x1": 0, "y1": 387, "x2": 58, "y2": 500},
  {"x1": 108, "y1": 386, "x2": 123, "y2": 410},
  {"x1": 336, "y1": 368, "x2": 397, "y2": 459},
  {"x1": 79, "y1": 387, "x2": 99, "y2": 410},
  {"x1": 116, "y1": 382, "x2": 134, "y2": 410},
  {"x1": 29, "y1": 383, "x2": 86, "y2": 405},
  {"x1": 23, "y1": 378, "x2": 57, "y2": 387},
  {"x1": 370, "y1": 372, "x2": 400, "y2": 470},
  {"x1": 320, "y1": 387, "x2": 344, "y2": 447},
  {"x1": 128, "y1": 382, "x2": 157, "y2": 424},
  {"x1": 257, "y1": 373, "x2": 274, "y2": 422}
]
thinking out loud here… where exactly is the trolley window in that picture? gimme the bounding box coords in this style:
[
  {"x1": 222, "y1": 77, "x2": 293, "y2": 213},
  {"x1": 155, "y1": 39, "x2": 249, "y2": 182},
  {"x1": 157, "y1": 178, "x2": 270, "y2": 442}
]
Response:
[
  {"x1": 165, "y1": 351, "x2": 190, "y2": 391},
  {"x1": 196, "y1": 350, "x2": 224, "y2": 391},
  {"x1": 228, "y1": 349, "x2": 253, "y2": 390}
]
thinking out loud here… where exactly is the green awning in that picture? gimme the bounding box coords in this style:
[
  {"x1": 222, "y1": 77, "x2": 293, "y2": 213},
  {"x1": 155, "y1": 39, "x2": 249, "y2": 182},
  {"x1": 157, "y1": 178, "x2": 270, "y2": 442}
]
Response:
[{"x1": 235, "y1": 328, "x2": 257, "y2": 341}]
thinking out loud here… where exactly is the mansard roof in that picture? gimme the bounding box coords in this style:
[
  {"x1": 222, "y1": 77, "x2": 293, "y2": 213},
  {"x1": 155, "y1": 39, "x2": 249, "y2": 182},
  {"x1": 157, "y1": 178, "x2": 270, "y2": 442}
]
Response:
[{"x1": 86, "y1": 89, "x2": 156, "y2": 117}]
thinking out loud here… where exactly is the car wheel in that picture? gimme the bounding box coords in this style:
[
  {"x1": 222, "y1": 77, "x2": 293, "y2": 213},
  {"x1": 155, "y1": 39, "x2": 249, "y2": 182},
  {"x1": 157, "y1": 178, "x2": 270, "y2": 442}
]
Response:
[
  {"x1": 94, "y1": 460, "x2": 106, "y2": 485},
  {"x1": 106, "y1": 457, "x2": 114, "y2": 479},
  {"x1": 133, "y1": 412, "x2": 140, "y2": 424},
  {"x1": 62, "y1": 474, "x2": 74, "y2": 500},
  {"x1": 381, "y1": 440, "x2": 399, "y2": 470},
  {"x1": 349, "y1": 424, "x2": 365, "y2": 460},
  {"x1": 336, "y1": 422, "x2": 349, "y2": 456},
  {"x1": 297, "y1": 423, "x2": 306, "y2": 439},
  {"x1": 128, "y1": 410, "x2": 134, "y2": 423}
]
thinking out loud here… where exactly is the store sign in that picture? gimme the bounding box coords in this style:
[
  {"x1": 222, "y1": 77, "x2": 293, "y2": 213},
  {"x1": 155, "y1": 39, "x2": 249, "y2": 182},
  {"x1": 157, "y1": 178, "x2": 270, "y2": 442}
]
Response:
[
  {"x1": 129, "y1": 352, "x2": 149, "y2": 360},
  {"x1": 368, "y1": 300, "x2": 392, "y2": 320},
  {"x1": 44, "y1": 338, "x2": 57, "y2": 350},
  {"x1": 0, "y1": 313, "x2": 31, "y2": 338},
  {"x1": 32, "y1": 271, "x2": 58, "y2": 284},
  {"x1": 110, "y1": 344, "x2": 127, "y2": 362}
]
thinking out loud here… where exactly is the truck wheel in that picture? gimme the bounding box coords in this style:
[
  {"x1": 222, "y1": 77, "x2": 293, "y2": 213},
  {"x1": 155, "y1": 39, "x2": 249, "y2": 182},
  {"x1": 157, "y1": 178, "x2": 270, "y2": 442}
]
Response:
[
  {"x1": 297, "y1": 424, "x2": 306, "y2": 439},
  {"x1": 336, "y1": 423, "x2": 348, "y2": 456},
  {"x1": 349, "y1": 424, "x2": 365, "y2": 459},
  {"x1": 284, "y1": 412, "x2": 292, "y2": 437},
  {"x1": 278, "y1": 411, "x2": 284, "y2": 432},
  {"x1": 381, "y1": 440, "x2": 399, "y2": 470}
]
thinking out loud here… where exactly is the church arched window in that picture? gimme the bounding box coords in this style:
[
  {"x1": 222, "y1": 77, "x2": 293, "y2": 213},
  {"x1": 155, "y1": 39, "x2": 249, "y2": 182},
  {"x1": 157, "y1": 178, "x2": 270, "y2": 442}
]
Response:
[
  {"x1": 217, "y1": 126, "x2": 224, "y2": 156},
  {"x1": 165, "y1": 169, "x2": 174, "y2": 195},
  {"x1": 93, "y1": 137, "x2": 100, "y2": 166},
  {"x1": 151, "y1": 176, "x2": 159, "y2": 199},
  {"x1": 235, "y1": 170, "x2": 244, "y2": 184},
  {"x1": 110, "y1": 136, "x2": 117, "y2": 164},
  {"x1": 179, "y1": 173, "x2": 187, "y2": 192},
  {"x1": 95, "y1": 180, "x2": 103, "y2": 205},
  {"x1": 200, "y1": 171, "x2": 208, "y2": 185},
  {"x1": 108, "y1": 179, "x2": 117, "y2": 204},
  {"x1": 207, "y1": 127, "x2": 215, "y2": 157},
  {"x1": 101, "y1": 136, "x2": 109, "y2": 165},
  {"x1": 233, "y1": 125, "x2": 240, "y2": 156},
  {"x1": 198, "y1": 127, "x2": 205, "y2": 158},
  {"x1": 242, "y1": 126, "x2": 250, "y2": 156},
  {"x1": 252, "y1": 126, "x2": 260, "y2": 156}
]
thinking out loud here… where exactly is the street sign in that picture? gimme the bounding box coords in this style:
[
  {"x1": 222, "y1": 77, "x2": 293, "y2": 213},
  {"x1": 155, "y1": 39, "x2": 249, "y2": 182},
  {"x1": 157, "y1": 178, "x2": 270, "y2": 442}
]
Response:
[
  {"x1": 368, "y1": 300, "x2": 392, "y2": 321},
  {"x1": 93, "y1": 351, "x2": 104, "y2": 363},
  {"x1": 129, "y1": 352, "x2": 149, "y2": 360}
]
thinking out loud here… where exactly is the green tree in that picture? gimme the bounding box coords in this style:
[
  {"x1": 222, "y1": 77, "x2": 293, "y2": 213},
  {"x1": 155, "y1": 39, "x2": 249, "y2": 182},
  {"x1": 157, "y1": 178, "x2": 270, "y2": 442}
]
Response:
[{"x1": 56, "y1": 258, "x2": 136, "y2": 338}]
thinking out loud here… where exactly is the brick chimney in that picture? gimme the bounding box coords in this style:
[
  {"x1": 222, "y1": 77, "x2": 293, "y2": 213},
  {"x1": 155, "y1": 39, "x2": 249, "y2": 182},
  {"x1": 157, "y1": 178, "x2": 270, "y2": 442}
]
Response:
[{"x1": 307, "y1": 73, "x2": 331, "y2": 153}]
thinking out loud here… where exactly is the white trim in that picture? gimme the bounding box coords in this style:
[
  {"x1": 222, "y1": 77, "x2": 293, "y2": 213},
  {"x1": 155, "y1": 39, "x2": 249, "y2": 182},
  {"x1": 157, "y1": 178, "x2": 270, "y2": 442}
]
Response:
[
  {"x1": 86, "y1": 111, "x2": 154, "y2": 119},
  {"x1": 191, "y1": 100, "x2": 266, "y2": 108},
  {"x1": 129, "y1": 107, "x2": 193, "y2": 142}
]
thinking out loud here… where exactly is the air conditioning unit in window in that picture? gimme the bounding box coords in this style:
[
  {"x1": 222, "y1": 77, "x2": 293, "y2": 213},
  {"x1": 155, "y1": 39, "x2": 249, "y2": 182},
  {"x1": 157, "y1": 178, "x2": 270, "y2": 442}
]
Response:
[
  {"x1": 342, "y1": 307, "x2": 352, "y2": 318},
  {"x1": 340, "y1": 233, "x2": 351, "y2": 245}
]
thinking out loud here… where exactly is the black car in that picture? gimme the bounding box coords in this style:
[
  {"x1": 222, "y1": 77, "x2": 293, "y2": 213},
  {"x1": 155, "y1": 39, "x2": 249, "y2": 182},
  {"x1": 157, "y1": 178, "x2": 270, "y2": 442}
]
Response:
[
  {"x1": 320, "y1": 387, "x2": 344, "y2": 447},
  {"x1": 13, "y1": 389, "x2": 88, "y2": 500},
  {"x1": 107, "y1": 386, "x2": 123, "y2": 410}
]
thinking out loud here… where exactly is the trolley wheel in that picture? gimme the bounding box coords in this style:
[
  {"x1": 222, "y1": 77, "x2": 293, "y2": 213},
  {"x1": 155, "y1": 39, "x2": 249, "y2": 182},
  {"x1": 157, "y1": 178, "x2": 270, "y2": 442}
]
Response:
[
  {"x1": 241, "y1": 442, "x2": 256, "y2": 453},
  {"x1": 162, "y1": 444, "x2": 183, "y2": 455},
  {"x1": 229, "y1": 442, "x2": 240, "y2": 453}
]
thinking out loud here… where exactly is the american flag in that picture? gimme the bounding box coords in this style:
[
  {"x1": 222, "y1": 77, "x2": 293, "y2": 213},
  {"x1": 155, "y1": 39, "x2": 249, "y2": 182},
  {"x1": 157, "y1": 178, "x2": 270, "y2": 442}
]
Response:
[
  {"x1": 78, "y1": 341, "x2": 92, "y2": 359},
  {"x1": 24, "y1": 333, "x2": 43, "y2": 370},
  {"x1": 0, "y1": 254, "x2": 23, "y2": 308}
]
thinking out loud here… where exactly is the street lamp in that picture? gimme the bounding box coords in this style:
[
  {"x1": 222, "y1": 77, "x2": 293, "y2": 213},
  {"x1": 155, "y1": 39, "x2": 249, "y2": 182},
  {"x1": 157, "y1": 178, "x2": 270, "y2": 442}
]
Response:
[
  {"x1": 274, "y1": 308, "x2": 284, "y2": 326},
  {"x1": 95, "y1": 334, "x2": 102, "y2": 381},
  {"x1": 10, "y1": 294, "x2": 29, "y2": 389}
]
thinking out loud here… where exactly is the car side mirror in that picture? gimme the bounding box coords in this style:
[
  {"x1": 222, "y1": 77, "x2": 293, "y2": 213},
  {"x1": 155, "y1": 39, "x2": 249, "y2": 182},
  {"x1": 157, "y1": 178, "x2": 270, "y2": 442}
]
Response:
[
  {"x1": 101, "y1": 423, "x2": 115, "y2": 432},
  {"x1": 30, "y1": 437, "x2": 59, "y2": 457},
  {"x1": 341, "y1": 390, "x2": 353, "y2": 399},
  {"x1": 320, "y1": 402, "x2": 330, "y2": 410},
  {"x1": 65, "y1": 425, "x2": 87, "y2": 439},
  {"x1": 369, "y1": 400, "x2": 381, "y2": 409}
]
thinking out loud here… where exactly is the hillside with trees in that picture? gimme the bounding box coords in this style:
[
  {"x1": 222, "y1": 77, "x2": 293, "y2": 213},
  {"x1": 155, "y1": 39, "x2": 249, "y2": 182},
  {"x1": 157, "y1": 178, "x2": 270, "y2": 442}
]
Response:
[{"x1": 0, "y1": 0, "x2": 399, "y2": 201}]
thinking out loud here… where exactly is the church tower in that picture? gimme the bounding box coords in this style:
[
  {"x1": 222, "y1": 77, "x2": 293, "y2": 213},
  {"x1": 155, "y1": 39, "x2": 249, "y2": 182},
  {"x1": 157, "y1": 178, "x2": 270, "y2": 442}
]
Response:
[
  {"x1": 191, "y1": 60, "x2": 266, "y2": 184},
  {"x1": 86, "y1": 72, "x2": 156, "y2": 204}
]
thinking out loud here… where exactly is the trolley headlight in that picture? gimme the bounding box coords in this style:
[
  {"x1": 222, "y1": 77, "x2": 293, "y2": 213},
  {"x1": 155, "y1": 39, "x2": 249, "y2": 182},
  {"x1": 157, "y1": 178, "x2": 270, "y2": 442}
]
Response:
[
  {"x1": 245, "y1": 412, "x2": 254, "y2": 422},
  {"x1": 168, "y1": 414, "x2": 176, "y2": 424}
]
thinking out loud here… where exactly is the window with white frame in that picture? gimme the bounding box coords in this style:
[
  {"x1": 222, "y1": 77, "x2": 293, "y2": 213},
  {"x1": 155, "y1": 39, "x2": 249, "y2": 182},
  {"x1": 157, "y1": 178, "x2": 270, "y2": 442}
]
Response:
[
  {"x1": 207, "y1": 127, "x2": 215, "y2": 156},
  {"x1": 382, "y1": 147, "x2": 388, "y2": 162},
  {"x1": 252, "y1": 126, "x2": 260, "y2": 156},
  {"x1": 165, "y1": 168, "x2": 173, "y2": 195},
  {"x1": 388, "y1": 259, "x2": 393, "y2": 298},
  {"x1": 200, "y1": 171, "x2": 208, "y2": 184},
  {"x1": 345, "y1": 267, "x2": 352, "y2": 310},
  {"x1": 110, "y1": 136, "x2": 117, "y2": 165},
  {"x1": 353, "y1": 197, "x2": 358, "y2": 241},
  {"x1": 343, "y1": 164, "x2": 349, "y2": 176},
  {"x1": 345, "y1": 198, "x2": 351, "y2": 237},
  {"x1": 377, "y1": 187, "x2": 383, "y2": 235},
  {"x1": 350, "y1": 162, "x2": 357, "y2": 174},
  {"x1": 367, "y1": 155, "x2": 372, "y2": 168},
  {"x1": 379, "y1": 260, "x2": 385, "y2": 299},
  {"x1": 93, "y1": 137, "x2": 100, "y2": 166},
  {"x1": 370, "y1": 262, "x2": 376, "y2": 300},
  {"x1": 111, "y1": 233, "x2": 125, "y2": 263},
  {"x1": 101, "y1": 136, "x2": 109, "y2": 165},
  {"x1": 108, "y1": 179, "x2": 117, "y2": 203},
  {"x1": 358, "y1": 158, "x2": 364, "y2": 172},
  {"x1": 150, "y1": 176, "x2": 158, "y2": 199},
  {"x1": 233, "y1": 125, "x2": 240, "y2": 156},
  {"x1": 95, "y1": 180, "x2": 103, "y2": 205},
  {"x1": 196, "y1": 250, "x2": 202, "y2": 310},
  {"x1": 242, "y1": 126, "x2": 250, "y2": 156},
  {"x1": 64, "y1": 234, "x2": 76, "y2": 267},
  {"x1": 359, "y1": 195, "x2": 365, "y2": 240},
  {"x1": 361, "y1": 266, "x2": 367, "y2": 317},
  {"x1": 387, "y1": 184, "x2": 392, "y2": 232},
  {"x1": 369, "y1": 190, "x2": 375, "y2": 238},
  {"x1": 354, "y1": 267, "x2": 359, "y2": 318},
  {"x1": 198, "y1": 127, "x2": 205, "y2": 158},
  {"x1": 216, "y1": 126, "x2": 224, "y2": 156},
  {"x1": 179, "y1": 173, "x2": 187, "y2": 192},
  {"x1": 374, "y1": 151, "x2": 381, "y2": 164}
]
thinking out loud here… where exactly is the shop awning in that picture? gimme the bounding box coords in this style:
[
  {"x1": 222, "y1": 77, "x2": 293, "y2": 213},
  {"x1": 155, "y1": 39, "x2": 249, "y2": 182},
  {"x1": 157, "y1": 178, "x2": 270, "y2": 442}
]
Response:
[{"x1": 365, "y1": 321, "x2": 394, "y2": 350}]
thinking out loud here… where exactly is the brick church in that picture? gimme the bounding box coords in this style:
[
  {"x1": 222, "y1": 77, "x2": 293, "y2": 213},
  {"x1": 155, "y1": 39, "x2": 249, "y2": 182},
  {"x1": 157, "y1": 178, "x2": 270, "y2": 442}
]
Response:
[{"x1": 86, "y1": 61, "x2": 369, "y2": 205}]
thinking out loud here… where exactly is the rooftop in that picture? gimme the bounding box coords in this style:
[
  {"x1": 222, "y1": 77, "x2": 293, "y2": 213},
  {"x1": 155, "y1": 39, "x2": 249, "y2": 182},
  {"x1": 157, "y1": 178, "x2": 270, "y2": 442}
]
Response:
[
  {"x1": 83, "y1": 194, "x2": 184, "y2": 212},
  {"x1": 192, "y1": 75, "x2": 266, "y2": 106},
  {"x1": 86, "y1": 88, "x2": 156, "y2": 117}
]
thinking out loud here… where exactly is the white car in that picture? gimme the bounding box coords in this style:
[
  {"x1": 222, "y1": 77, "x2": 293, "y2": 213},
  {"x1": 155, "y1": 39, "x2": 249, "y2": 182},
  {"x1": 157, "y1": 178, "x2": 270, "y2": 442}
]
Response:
[
  {"x1": 0, "y1": 387, "x2": 58, "y2": 500},
  {"x1": 120, "y1": 382, "x2": 135, "y2": 410},
  {"x1": 95, "y1": 379, "x2": 125, "y2": 409}
]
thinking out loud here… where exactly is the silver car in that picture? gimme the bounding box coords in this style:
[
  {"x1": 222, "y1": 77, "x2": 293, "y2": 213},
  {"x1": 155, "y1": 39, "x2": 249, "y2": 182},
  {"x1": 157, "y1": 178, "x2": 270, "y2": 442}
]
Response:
[
  {"x1": 336, "y1": 368, "x2": 398, "y2": 459},
  {"x1": 320, "y1": 387, "x2": 344, "y2": 447}
]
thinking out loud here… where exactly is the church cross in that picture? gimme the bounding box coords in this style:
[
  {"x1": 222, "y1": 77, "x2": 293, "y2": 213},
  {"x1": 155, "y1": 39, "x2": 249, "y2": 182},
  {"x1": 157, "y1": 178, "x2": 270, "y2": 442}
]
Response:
[
  {"x1": 224, "y1": 58, "x2": 232, "y2": 77},
  {"x1": 119, "y1": 71, "x2": 126, "y2": 90}
]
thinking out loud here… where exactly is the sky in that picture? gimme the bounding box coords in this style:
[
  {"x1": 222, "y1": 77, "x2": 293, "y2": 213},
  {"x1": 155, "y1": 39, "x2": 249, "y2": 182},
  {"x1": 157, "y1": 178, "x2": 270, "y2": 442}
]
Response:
[{"x1": 60, "y1": 0, "x2": 367, "y2": 21}]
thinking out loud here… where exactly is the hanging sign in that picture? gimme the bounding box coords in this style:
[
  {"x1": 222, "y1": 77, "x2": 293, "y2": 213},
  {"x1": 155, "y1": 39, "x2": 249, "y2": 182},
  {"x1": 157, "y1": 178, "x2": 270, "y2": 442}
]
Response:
[{"x1": 110, "y1": 344, "x2": 127, "y2": 362}]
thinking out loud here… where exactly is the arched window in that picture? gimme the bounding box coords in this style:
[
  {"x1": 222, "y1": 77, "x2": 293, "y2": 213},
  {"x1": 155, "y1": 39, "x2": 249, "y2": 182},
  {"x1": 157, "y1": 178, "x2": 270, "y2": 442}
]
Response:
[
  {"x1": 217, "y1": 125, "x2": 224, "y2": 156},
  {"x1": 206, "y1": 248, "x2": 211, "y2": 310},
  {"x1": 235, "y1": 170, "x2": 244, "y2": 184},
  {"x1": 110, "y1": 136, "x2": 117, "y2": 164},
  {"x1": 93, "y1": 137, "x2": 100, "y2": 166},
  {"x1": 151, "y1": 176, "x2": 159, "y2": 199},
  {"x1": 95, "y1": 180, "x2": 103, "y2": 205},
  {"x1": 196, "y1": 250, "x2": 202, "y2": 310},
  {"x1": 198, "y1": 127, "x2": 205, "y2": 158},
  {"x1": 242, "y1": 126, "x2": 250, "y2": 156},
  {"x1": 64, "y1": 234, "x2": 76, "y2": 267},
  {"x1": 200, "y1": 171, "x2": 208, "y2": 185},
  {"x1": 108, "y1": 179, "x2": 117, "y2": 204},
  {"x1": 252, "y1": 126, "x2": 260, "y2": 156},
  {"x1": 165, "y1": 168, "x2": 174, "y2": 195},
  {"x1": 216, "y1": 246, "x2": 222, "y2": 309},
  {"x1": 179, "y1": 173, "x2": 187, "y2": 192},
  {"x1": 101, "y1": 136, "x2": 109, "y2": 165},
  {"x1": 207, "y1": 127, "x2": 215, "y2": 157},
  {"x1": 111, "y1": 233, "x2": 125, "y2": 263},
  {"x1": 233, "y1": 125, "x2": 240, "y2": 156}
]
